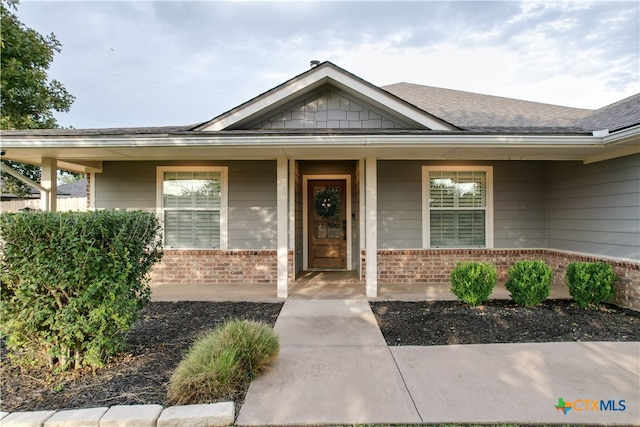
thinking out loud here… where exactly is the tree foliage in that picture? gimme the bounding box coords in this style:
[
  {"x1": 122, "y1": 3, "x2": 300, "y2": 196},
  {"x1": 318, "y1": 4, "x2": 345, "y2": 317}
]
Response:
[
  {"x1": 1, "y1": 0, "x2": 76, "y2": 197},
  {"x1": 0, "y1": 0, "x2": 74, "y2": 130},
  {"x1": 1, "y1": 161, "x2": 40, "y2": 198}
]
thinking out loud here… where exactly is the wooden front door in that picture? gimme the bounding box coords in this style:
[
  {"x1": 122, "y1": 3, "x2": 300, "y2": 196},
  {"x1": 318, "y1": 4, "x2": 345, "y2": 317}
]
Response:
[{"x1": 308, "y1": 180, "x2": 347, "y2": 269}]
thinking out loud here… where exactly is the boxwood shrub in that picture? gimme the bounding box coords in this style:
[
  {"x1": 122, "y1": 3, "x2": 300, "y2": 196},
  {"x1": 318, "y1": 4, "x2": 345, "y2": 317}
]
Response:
[
  {"x1": 505, "y1": 260, "x2": 553, "y2": 307},
  {"x1": 0, "y1": 210, "x2": 163, "y2": 371},
  {"x1": 450, "y1": 261, "x2": 497, "y2": 306},
  {"x1": 566, "y1": 261, "x2": 617, "y2": 309}
]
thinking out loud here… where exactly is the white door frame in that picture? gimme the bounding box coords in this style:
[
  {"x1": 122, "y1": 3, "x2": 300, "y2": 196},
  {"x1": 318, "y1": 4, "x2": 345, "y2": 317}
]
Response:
[{"x1": 302, "y1": 174, "x2": 352, "y2": 271}]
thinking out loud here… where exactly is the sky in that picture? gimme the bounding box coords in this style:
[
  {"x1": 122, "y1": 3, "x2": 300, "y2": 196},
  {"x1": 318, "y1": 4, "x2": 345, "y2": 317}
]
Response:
[{"x1": 15, "y1": 0, "x2": 640, "y2": 129}]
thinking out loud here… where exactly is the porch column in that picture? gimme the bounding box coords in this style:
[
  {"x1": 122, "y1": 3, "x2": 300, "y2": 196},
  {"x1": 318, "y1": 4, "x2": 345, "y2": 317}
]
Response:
[
  {"x1": 276, "y1": 156, "x2": 289, "y2": 298},
  {"x1": 365, "y1": 156, "x2": 377, "y2": 297},
  {"x1": 40, "y1": 158, "x2": 57, "y2": 212}
]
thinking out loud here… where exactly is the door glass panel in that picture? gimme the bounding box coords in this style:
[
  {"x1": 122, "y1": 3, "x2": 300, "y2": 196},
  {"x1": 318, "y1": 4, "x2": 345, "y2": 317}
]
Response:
[
  {"x1": 314, "y1": 222, "x2": 327, "y2": 239},
  {"x1": 327, "y1": 221, "x2": 341, "y2": 239}
]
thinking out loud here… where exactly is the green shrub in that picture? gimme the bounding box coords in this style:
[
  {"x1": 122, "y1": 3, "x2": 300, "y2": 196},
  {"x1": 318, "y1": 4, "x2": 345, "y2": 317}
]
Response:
[
  {"x1": 167, "y1": 319, "x2": 279, "y2": 405},
  {"x1": 0, "y1": 210, "x2": 163, "y2": 371},
  {"x1": 450, "y1": 262, "x2": 497, "y2": 306},
  {"x1": 566, "y1": 262, "x2": 617, "y2": 309},
  {"x1": 505, "y1": 260, "x2": 553, "y2": 306}
]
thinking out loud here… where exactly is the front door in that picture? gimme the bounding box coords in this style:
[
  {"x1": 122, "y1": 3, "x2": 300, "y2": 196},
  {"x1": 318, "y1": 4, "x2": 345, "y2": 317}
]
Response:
[{"x1": 308, "y1": 180, "x2": 347, "y2": 269}]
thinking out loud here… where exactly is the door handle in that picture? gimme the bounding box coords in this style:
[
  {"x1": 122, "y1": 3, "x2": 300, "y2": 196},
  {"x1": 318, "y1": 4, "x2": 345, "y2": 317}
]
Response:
[{"x1": 343, "y1": 220, "x2": 347, "y2": 240}]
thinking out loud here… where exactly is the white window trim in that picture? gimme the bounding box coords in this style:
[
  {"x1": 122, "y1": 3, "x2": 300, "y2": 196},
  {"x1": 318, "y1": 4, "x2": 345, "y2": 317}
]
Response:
[
  {"x1": 422, "y1": 165, "x2": 493, "y2": 249},
  {"x1": 156, "y1": 166, "x2": 228, "y2": 249}
]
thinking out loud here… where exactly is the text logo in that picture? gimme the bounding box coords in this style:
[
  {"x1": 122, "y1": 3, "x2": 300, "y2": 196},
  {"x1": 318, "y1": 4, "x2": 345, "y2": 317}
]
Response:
[{"x1": 555, "y1": 397, "x2": 626, "y2": 415}]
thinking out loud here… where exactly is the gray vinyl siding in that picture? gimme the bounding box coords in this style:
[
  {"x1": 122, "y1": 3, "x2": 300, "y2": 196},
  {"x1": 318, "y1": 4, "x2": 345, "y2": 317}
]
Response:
[
  {"x1": 377, "y1": 160, "x2": 547, "y2": 249},
  {"x1": 95, "y1": 162, "x2": 157, "y2": 209},
  {"x1": 377, "y1": 161, "x2": 423, "y2": 249},
  {"x1": 227, "y1": 161, "x2": 277, "y2": 249},
  {"x1": 376, "y1": 157, "x2": 639, "y2": 259},
  {"x1": 94, "y1": 156, "x2": 639, "y2": 261},
  {"x1": 545, "y1": 155, "x2": 640, "y2": 261},
  {"x1": 493, "y1": 161, "x2": 546, "y2": 248},
  {"x1": 95, "y1": 160, "x2": 277, "y2": 250}
]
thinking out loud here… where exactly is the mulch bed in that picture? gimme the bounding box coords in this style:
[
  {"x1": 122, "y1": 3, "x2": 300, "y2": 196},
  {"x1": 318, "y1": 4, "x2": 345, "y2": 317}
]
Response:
[
  {"x1": 1, "y1": 299, "x2": 639, "y2": 413},
  {"x1": 0, "y1": 301, "x2": 283, "y2": 412},
  {"x1": 371, "y1": 299, "x2": 640, "y2": 346}
]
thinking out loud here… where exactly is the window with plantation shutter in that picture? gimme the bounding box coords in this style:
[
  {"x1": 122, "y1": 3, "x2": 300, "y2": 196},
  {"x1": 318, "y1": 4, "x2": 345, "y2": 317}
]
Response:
[
  {"x1": 157, "y1": 167, "x2": 228, "y2": 249},
  {"x1": 423, "y1": 166, "x2": 493, "y2": 248}
]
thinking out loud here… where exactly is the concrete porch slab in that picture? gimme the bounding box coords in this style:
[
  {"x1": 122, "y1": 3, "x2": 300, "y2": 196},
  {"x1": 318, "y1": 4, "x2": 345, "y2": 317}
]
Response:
[
  {"x1": 391, "y1": 342, "x2": 639, "y2": 425},
  {"x1": 151, "y1": 278, "x2": 571, "y2": 302},
  {"x1": 151, "y1": 283, "x2": 279, "y2": 302},
  {"x1": 375, "y1": 281, "x2": 572, "y2": 301}
]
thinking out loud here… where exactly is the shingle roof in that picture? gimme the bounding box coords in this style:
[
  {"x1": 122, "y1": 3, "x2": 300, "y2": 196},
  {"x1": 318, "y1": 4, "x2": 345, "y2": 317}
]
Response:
[
  {"x1": 0, "y1": 125, "x2": 195, "y2": 137},
  {"x1": 573, "y1": 93, "x2": 640, "y2": 132},
  {"x1": 2, "y1": 80, "x2": 636, "y2": 137},
  {"x1": 57, "y1": 178, "x2": 88, "y2": 197},
  {"x1": 381, "y1": 82, "x2": 594, "y2": 130}
]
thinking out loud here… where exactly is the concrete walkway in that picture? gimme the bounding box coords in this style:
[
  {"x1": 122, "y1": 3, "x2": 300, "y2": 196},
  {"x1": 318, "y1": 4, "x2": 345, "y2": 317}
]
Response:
[{"x1": 237, "y1": 297, "x2": 640, "y2": 426}]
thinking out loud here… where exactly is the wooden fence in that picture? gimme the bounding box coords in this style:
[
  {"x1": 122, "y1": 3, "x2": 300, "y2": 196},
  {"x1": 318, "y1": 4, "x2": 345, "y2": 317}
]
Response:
[{"x1": 0, "y1": 197, "x2": 87, "y2": 213}]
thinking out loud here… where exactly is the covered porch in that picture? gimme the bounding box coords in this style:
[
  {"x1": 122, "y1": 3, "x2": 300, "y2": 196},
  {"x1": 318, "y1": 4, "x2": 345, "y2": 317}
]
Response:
[{"x1": 150, "y1": 271, "x2": 572, "y2": 302}]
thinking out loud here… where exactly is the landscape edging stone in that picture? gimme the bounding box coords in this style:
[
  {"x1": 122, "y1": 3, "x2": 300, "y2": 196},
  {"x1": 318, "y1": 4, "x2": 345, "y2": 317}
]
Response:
[{"x1": 0, "y1": 403, "x2": 234, "y2": 427}]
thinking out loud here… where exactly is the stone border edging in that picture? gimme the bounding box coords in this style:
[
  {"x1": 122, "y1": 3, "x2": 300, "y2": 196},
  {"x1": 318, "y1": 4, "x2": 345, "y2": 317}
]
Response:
[{"x1": 0, "y1": 402, "x2": 234, "y2": 427}]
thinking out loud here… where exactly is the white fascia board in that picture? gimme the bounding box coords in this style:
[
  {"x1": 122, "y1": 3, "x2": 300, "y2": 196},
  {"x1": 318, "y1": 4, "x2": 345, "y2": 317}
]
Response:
[
  {"x1": 200, "y1": 65, "x2": 454, "y2": 131},
  {"x1": 202, "y1": 69, "x2": 333, "y2": 131},
  {"x1": 583, "y1": 124, "x2": 640, "y2": 163},
  {"x1": 0, "y1": 133, "x2": 602, "y2": 148},
  {"x1": 602, "y1": 124, "x2": 640, "y2": 145},
  {"x1": 324, "y1": 69, "x2": 454, "y2": 131}
]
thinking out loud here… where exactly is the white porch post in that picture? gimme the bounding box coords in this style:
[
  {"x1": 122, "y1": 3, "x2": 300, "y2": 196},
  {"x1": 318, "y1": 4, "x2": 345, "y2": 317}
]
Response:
[
  {"x1": 40, "y1": 158, "x2": 57, "y2": 212},
  {"x1": 276, "y1": 156, "x2": 289, "y2": 298},
  {"x1": 365, "y1": 156, "x2": 377, "y2": 297}
]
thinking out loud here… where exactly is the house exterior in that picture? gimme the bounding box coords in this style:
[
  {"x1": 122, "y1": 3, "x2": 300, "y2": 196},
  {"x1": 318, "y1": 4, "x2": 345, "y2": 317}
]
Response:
[{"x1": 2, "y1": 62, "x2": 639, "y2": 308}]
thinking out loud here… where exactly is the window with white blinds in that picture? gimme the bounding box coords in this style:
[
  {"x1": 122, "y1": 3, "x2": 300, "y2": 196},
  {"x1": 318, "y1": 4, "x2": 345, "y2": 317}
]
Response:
[
  {"x1": 157, "y1": 167, "x2": 228, "y2": 249},
  {"x1": 423, "y1": 166, "x2": 493, "y2": 248}
]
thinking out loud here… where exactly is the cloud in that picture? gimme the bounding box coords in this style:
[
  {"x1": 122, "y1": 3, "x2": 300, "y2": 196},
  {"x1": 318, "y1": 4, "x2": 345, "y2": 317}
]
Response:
[{"x1": 14, "y1": 0, "x2": 640, "y2": 128}]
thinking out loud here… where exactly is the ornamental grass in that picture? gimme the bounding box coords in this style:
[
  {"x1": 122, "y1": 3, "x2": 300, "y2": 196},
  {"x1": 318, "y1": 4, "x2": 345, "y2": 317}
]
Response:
[{"x1": 167, "y1": 319, "x2": 279, "y2": 405}]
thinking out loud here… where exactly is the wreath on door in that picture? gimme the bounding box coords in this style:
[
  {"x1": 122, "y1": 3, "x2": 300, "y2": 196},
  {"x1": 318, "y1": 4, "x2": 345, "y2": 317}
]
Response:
[{"x1": 314, "y1": 189, "x2": 339, "y2": 218}]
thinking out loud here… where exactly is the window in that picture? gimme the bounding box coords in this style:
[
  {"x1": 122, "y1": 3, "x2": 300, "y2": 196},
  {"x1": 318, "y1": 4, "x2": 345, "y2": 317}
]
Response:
[
  {"x1": 157, "y1": 167, "x2": 228, "y2": 249},
  {"x1": 423, "y1": 166, "x2": 493, "y2": 248}
]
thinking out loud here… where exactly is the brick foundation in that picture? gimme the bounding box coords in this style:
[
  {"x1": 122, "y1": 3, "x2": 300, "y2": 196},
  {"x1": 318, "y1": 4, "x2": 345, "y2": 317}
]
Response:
[
  {"x1": 151, "y1": 250, "x2": 293, "y2": 285},
  {"x1": 149, "y1": 248, "x2": 638, "y2": 310},
  {"x1": 364, "y1": 249, "x2": 640, "y2": 310}
]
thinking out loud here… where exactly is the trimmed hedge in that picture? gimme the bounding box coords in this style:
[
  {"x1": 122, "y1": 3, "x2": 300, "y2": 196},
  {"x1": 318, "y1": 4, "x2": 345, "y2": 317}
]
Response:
[
  {"x1": 566, "y1": 261, "x2": 617, "y2": 309},
  {"x1": 0, "y1": 210, "x2": 163, "y2": 371},
  {"x1": 505, "y1": 260, "x2": 553, "y2": 307},
  {"x1": 450, "y1": 262, "x2": 497, "y2": 306}
]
